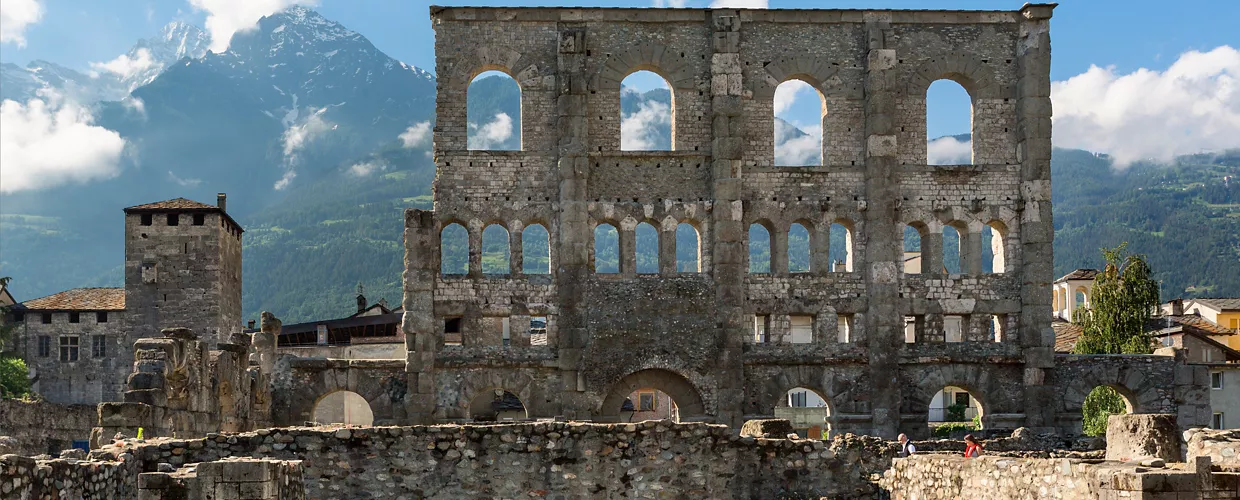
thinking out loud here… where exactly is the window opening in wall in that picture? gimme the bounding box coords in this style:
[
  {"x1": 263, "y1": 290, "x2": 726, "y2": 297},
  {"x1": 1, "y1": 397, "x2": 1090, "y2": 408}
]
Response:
[
  {"x1": 12, "y1": 312, "x2": 23, "y2": 323},
  {"x1": 982, "y1": 222, "x2": 1006, "y2": 274},
  {"x1": 777, "y1": 387, "x2": 831, "y2": 439},
  {"x1": 1215, "y1": 412, "x2": 1226, "y2": 430},
  {"x1": 1081, "y1": 386, "x2": 1133, "y2": 436},
  {"x1": 990, "y1": 314, "x2": 1005, "y2": 342},
  {"x1": 529, "y1": 316, "x2": 548, "y2": 346},
  {"x1": 944, "y1": 315, "x2": 964, "y2": 343},
  {"x1": 675, "y1": 223, "x2": 700, "y2": 272},
  {"x1": 904, "y1": 316, "x2": 919, "y2": 343},
  {"x1": 594, "y1": 223, "x2": 619, "y2": 273},
  {"x1": 69, "y1": 312, "x2": 80, "y2": 323},
  {"x1": 481, "y1": 224, "x2": 511, "y2": 274},
  {"x1": 773, "y1": 79, "x2": 825, "y2": 167},
  {"x1": 828, "y1": 221, "x2": 853, "y2": 272},
  {"x1": 1213, "y1": 372, "x2": 1224, "y2": 390},
  {"x1": 788, "y1": 223, "x2": 810, "y2": 273},
  {"x1": 638, "y1": 390, "x2": 657, "y2": 411},
  {"x1": 753, "y1": 315, "x2": 770, "y2": 344},
  {"x1": 140, "y1": 214, "x2": 152, "y2": 226},
  {"x1": 749, "y1": 224, "x2": 772, "y2": 273},
  {"x1": 621, "y1": 387, "x2": 679, "y2": 422},
  {"x1": 440, "y1": 223, "x2": 468, "y2": 275},
  {"x1": 838, "y1": 314, "x2": 853, "y2": 343},
  {"x1": 925, "y1": 79, "x2": 973, "y2": 166},
  {"x1": 522, "y1": 224, "x2": 551, "y2": 274},
  {"x1": 620, "y1": 70, "x2": 673, "y2": 151},
  {"x1": 500, "y1": 317, "x2": 511, "y2": 347},
  {"x1": 167, "y1": 213, "x2": 179, "y2": 226},
  {"x1": 636, "y1": 222, "x2": 659, "y2": 274},
  {"x1": 904, "y1": 224, "x2": 925, "y2": 274},
  {"x1": 444, "y1": 317, "x2": 463, "y2": 346},
  {"x1": 193, "y1": 213, "x2": 205, "y2": 226},
  {"x1": 92, "y1": 335, "x2": 106, "y2": 357},
  {"x1": 468, "y1": 70, "x2": 521, "y2": 150},
  {"x1": 41, "y1": 313, "x2": 52, "y2": 324},
  {"x1": 929, "y1": 386, "x2": 982, "y2": 430},
  {"x1": 59, "y1": 335, "x2": 79, "y2": 362},
  {"x1": 37, "y1": 336, "x2": 50, "y2": 357},
  {"x1": 942, "y1": 224, "x2": 964, "y2": 274},
  {"x1": 790, "y1": 315, "x2": 813, "y2": 344}
]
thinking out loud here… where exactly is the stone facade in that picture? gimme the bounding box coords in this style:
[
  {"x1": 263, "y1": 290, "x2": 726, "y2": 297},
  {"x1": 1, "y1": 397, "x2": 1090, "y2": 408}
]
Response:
[
  {"x1": 0, "y1": 399, "x2": 96, "y2": 455},
  {"x1": 396, "y1": 4, "x2": 1208, "y2": 438}
]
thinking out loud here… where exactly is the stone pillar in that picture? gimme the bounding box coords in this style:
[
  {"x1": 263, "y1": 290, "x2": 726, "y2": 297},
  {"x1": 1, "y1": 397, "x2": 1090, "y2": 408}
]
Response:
[
  {"x1": 509, "y1": 221, "x2": 524, "y2": 275},
  {"x1": 467, "y1": 221, "x2": 483, "y2": 277},
  {"x1": 401, "y1": 209, "x2": 438, "y2": 423},
  {"x1": 811, "y1": 225, "x2": 831, "y2": 274},
  {"x1": 862, "y1": 12, "x2": 903, "y2": 438},
  {"x1": 1015, "y1": 3, "x2": 1058, "y2": 431},
  {"x1": 771, "y1": 227, "x2": 789, "y2": 276},
  {"x1": 709, "y1": 8, "x2": 747, "y2": 427},
  {"x1": 658, "y1": 223, "x2": 677, "y2": 275},
  {"x1": 924, "y1": 230, "x2": 944, "y2": 276},
  {"x1": 619, "y1": 227, "x2": 636, "y2": 277},
  {"x1": 555, "y1": 25, "x2": 590, "y2": 419}
]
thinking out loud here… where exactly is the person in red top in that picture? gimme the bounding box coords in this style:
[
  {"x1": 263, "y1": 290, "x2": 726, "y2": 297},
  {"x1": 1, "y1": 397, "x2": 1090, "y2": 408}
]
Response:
[{"x1": 963, "y1": 434, "x2": 984, "y2": 457}]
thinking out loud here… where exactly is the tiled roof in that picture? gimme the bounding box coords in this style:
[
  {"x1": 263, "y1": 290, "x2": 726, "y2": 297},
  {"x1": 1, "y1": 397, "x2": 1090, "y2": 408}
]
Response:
[
  {"x1": 1148, "y1": 315, "x2": 1237, "y2": 336},
  {"x1": 1052, "y1": 320, "x2": 1083, "y2": 353},
  {"x1": 1056, "y1": 269, "x2": 1099, "y2": 283},
  {"x1": 1196, "y1": 298, "x2": 1240, "y2": 311},
  {"x1": 22, "y1": 288, "x2": 125, "y2": 311},
  {"x1": 124, "y1": 197, "x2": 219, "y2": 211}
]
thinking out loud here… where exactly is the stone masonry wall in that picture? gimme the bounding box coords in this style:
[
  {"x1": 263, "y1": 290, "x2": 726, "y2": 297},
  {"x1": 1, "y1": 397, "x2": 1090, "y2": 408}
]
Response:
[{"x1": 0, "y1": 400, "x2": 96, "y2": 456}]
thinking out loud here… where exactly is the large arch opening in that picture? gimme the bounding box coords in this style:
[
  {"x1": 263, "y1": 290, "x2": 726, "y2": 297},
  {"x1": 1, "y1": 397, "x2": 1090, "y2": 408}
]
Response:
[
  {"x1": 467, "y1": 389, "x2": 528, "y2": 422},
  {"x1": 942, "y1": 222, "x2": 966, "y2": 274},
  {"x1": 903, "y1": 223, "x2": 927, "y2": 274},
  {"x1": 599, "y1": 369, "x2": 706, "y2": 422},
  {"x1": 312, "y1": 390, "x2": 375, "y2": 426},
  {"x1": 928, "y1": 385, "x2": 983, "y2": 438},
  {"x1": 468, "y1": 70, "x2": 521, "y2": 150},
  {"x1": 481, "y1": 224, "x2": 510, "y2": 274},
  {"x1": 522, "y1": 223, "x2": 550, "y2": 274},
  {"x1": 620, "y1": 70, "x2": 673, "y2": 151},
  {"x1": 440, "y1": 223, "x2": 468, "y2": 275},
  {"x1": 829, "y1": 220, "x2": 854, "y2": 272},
  {"x1": 748, "y1": 222, "x2": 772, "y2": 274},
  {"x1": 925, "y1": 79, "x2": 972, "y2": 165},
  {"x1": 775, "y1": 387, "x2": 832, "y2": 439},
  {"x1": 773, "y1": 79, "x2": 825, "y2": 167},
  {"x1": 1082, "y1": 385, "x2": 1133, "y2": 437}
]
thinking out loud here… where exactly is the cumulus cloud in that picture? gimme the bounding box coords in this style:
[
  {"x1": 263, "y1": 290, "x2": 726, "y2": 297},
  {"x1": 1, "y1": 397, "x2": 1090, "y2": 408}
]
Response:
[
  {"x1": 773, "y1": 79, "x2": 814, "y2": 115},
  {"x1": 652, "y1": 0, "x2": 687, "y2": 6},
  {"x1": 89, "y1": 48, "x2": 155, "y2": 80},
  {"x1": 0, "y1": 94, "x2": 127, "y2": 193},
  {"x1": 399, "y1": 121, "x2": 432, "y2": 148},
  {"x1": 276, "y1": 107, "x2": 333, "y2": 190},
  {"x1": 927, "y1": 136, "x2": 972, "y2": 166},
  {"x1": 188, "y1": 0, "x2": 317, "y2": 53},
  {"x1": 467, "y1": 113, "x2": 515, "y2": 150},
  {"x1": 348, "y1": 160, "x2": 386, "y2": 177},
  {"x1": 774, "y1": 121, "x2": 821, "y2": 167},
  {"x1": 1052, "y1": 45, "x2": 1240, "y2": 167},
  {"x1": 167, "y1": 170, "x2": 202, "y2": 187},
  {"x1": 122, "y1": 96, "x2": 146, "y2": 117},
  {"x1": 709, "y1": 0, "x2": 768, "y2": 7},
  {"x1": 0, "y1": 0, "x2": 43, "y2": 47},
  {"x1": 273, "y1": 169, "x2": 296, "y2": 190},
  {"x1": 620, "y1": 98, "x2": 671, "y2": 151}
]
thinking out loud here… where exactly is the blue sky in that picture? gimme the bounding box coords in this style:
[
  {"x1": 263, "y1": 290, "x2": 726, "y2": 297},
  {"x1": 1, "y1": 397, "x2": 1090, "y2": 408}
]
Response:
[{"x1": 2, "y1": 0, "x2": 1238, "y2": 157}]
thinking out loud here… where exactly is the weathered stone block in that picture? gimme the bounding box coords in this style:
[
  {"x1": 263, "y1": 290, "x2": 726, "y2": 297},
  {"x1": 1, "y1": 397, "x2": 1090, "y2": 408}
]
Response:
[{"x1": 1106, "y1": 414, "x2": 1181, "y2": 462}]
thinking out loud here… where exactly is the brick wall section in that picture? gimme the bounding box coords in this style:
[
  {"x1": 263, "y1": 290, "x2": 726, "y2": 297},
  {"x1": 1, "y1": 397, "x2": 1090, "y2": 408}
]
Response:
[{"x1": 0, "y1": 400, "x2": 96, "y2": 455}]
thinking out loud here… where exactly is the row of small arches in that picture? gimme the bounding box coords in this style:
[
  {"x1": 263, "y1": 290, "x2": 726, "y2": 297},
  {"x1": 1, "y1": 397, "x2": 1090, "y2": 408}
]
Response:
[{"x1": 466, "y1": 70, "x2": 976, "y2": 165}]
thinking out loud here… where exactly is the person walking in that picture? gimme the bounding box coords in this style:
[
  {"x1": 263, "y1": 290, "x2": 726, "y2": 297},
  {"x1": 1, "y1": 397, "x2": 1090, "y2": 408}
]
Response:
[
  {"x1": 897, "y1": 433, "x2": 916, "y2": 457},
  {"x1": 963, "y1": 434, "x2": 984, "y2": 457}
]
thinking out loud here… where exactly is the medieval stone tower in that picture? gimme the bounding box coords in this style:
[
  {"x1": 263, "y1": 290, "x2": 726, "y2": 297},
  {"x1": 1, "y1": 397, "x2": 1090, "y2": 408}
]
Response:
[{"x1": 123, "y1": 194, "x2": 243, "y2": 348}]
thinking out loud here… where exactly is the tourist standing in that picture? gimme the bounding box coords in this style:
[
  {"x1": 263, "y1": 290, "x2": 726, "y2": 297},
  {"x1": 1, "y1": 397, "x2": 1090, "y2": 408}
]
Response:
[
  {"x1": 897, "y1": 433, "x2": 916, "y2": 457},
  {"x1": 963, "y1": 434, "x2": 984, "y2": 457}
]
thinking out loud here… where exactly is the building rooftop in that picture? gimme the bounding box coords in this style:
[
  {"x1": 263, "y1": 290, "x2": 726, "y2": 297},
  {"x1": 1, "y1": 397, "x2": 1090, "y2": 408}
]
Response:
[
  {"x1": 21, "y1": 288, "x2": 125, "y2": 311},
  {"x1": 1055, "y1": 269, "x2": 1099, "y2": 283},
  {"x1": 1195, "y1": 298, "x2": 1240, "y2": 311},
  {"x1": 1052, "y1": 320, "x2": 1083, "y2": 353},
  {"x1": 1152, "y1": 314, "x2": 1237, "y2": 336},
  {"x1": 123, "y1": 196, "x2": 245, "y2": 234}
]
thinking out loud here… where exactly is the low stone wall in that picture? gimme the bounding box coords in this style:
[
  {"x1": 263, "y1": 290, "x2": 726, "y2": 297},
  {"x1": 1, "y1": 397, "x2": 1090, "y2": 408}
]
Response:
[
  {"x1": 0, "y1": 399, "x2": 97, "y2": 455},
  {"x1": 84, "y1": 421, "x2": 895, "y2": 499},
  {"x1": 909, "y1": 427, "x2": 1104, "y2": 458},
  {"x1": 138, "y1": 457, "x2": 306, "y2": 500},
  {"x1": 880, "y1": 454, "x2": 1240, "y2": 499},
  {"x1": 0, "y1": 454, "x2": 139, "y2": 499},
  {"x1": 1189, "y1": 428, "x2": 1240, "y2": 468}
]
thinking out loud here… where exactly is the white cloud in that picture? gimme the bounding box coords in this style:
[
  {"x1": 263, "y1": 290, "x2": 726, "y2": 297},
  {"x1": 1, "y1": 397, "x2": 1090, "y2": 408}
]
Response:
[
  {"x1": 188, "y1": 0, "x2": 317, "y2": 53},
  {"x1": 0, "y1": 0, "x2": 42, "y2": 47},
  {"x1": 652, "y1": 0, "x2": 687, "y2": 6},
  {"x1": 348, "y1": 160, "x2": 386, "y2": 177},
  {"x1": 89, "y1": 48, "x2": 155, "y2": 80},
  {"x1": 281, "y1": 107, "x2": 333, "y2": 160},
  {"x1": 0, "y1": 94, "x2": 127, "y2": 193},
  {"x1": 167, "y1": 170, "x2": 202, "y2": 187},
  {"x1": 620, "y1": 99, "x2": 671, "y2": 151},
  {"x1": 709, "y1": 0, "x2": 768, "y2": 7},
  {"x1": 399, "y1": 121, "x2": 432, "y2": 148},
  {"x1": 927, "y1": 136, "x2": 972, "y2": 166},
  {"x1": 122, "y1": 96, "x2": 146, "y2": 117},
  {"x1": 774, "y1": 79, "x2": 813, "y2": 115},
  {"x1": 1052, "y1": 45, "x2": 1240, "y2": 167},
  {"x1": 467, "y1": 113, "x2": 514, "y2": 150},
  {"x1": 273, "y1": 169, "x2": 296, "y2": 190},
  {"x1": 775, "y1": 122, "x2": 821, "y2": 167}
]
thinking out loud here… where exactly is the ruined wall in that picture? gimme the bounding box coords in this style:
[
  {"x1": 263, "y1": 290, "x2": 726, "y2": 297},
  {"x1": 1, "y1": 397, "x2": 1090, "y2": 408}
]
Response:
[
  {"x1": 0, "y1": 454, "x2": 138, "y2": 499},
  {"x1": 137, "y1": 458, "x2": 306, "y2": 500},
  {"x1": 0, "y1": 399, "x2": 96, "y2": 455}
]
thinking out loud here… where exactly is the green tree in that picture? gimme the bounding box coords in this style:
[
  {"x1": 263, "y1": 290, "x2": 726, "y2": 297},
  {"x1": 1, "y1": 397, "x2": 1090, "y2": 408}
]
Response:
[
  {"x1": 1072, "y1": 244, "x2": 1160, "y2": 436},
  {"x1": 0, "y1": 276, "x2": 33, "y2": 399}
]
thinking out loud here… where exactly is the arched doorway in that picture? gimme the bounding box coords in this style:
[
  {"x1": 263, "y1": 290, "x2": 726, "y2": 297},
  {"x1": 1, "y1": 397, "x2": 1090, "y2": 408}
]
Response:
[
  {"x1": 928, "y1": 386, "x2": 983, "y2": 438},
  {"x1": 598, "y1": 369, "x2": 707, "y2": 422},
  {"x1": 312, "y1": 390, "x2": 375, "y2": 426},
  {"x1": 468, "y1": 389, "x2": 528, "y2": 422},
  {"x1": 1082, "y1": 385, "x2": 1134, "y2": 436},
  {"x1": 775, "y1": 387, "x2": 832, "y2": 439}
]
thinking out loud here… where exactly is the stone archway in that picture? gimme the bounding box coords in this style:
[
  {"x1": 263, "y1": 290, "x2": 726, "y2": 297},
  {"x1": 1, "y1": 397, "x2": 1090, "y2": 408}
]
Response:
[
  {"x1": 274, "y1": 359, "x2": 407, "y2": 427},
  {"x1": 597, "y1": 369, "x2": 707, "y2": 421}
]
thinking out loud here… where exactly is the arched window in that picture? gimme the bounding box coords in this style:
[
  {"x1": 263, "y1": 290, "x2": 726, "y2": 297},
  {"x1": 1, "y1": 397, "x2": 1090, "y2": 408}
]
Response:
[
  {"x1": 829, "y1": 221, "x2": 854, "y2": 272},
  {"x1": 925, "y1": 79, "x2": 972, "y2": 165},
  {"x1": 481, "y1": 224, "x2": 510, "y2": 274},
  {"x1": 676, "y1": 223, "x2": 700, "y2": 273},
  {"x1": 775, "y1": 387, "x2": 832, "y2": 439},
  {"x1": 773, "y1": 80, "x2": 825, "y2": 167},
  {"x1": 1075, "y1": 287, "x2": 1089, "y2": 311},
  {"x1": 983, "y1": 221, "x2": 1006, "y2": 274},
  {"x1": 441, "y1": 223, "x2": 468, "y2": 275},
  {"x1": 942, "y1": 223, "x2": 964, "y2": 274},
  {"x1": 620, "y1": 70, "x2": 673, "y2": 151},
  {"x1": 929, "y1": 386, "x2": 983, "y2": 436},
  {"x1": 903, "y1": 224, "x2": 926, "y2": 274},
  {"x1": 788, "y1": 223, "x2": 810, "y2": 273},
  {"x1": 635, "y1": 222, "x2": 659, "y2": 274},
  {"x1": 1082, "y1": 386, "x2": 1132, "y2": 436},
  {"x1": 468, "y1": 389, "x2": 528, "y2": 422},
  {"x1": 522, "y1": 224, "x2": 550, "y2": 274},
  {"x1": 468, "y1": 71, "x2": 521, "y2": 150},
  {"x1": 594, "y1": 223, "x2": 619, "y2": 273},
  {"x1": 313, "y1": 391, "x2": 374, "y2": 426},
  {"x1": 749, "y1": 223, "x2": 771, "y2": 274}
]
